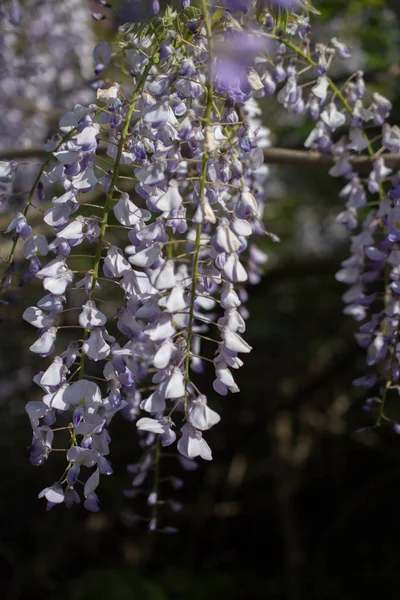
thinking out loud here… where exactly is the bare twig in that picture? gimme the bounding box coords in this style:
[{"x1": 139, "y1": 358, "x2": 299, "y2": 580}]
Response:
[
  {"x1": 3, "y1": 145, "x2": 400, "y2": 172},
  {"x1": 262, "y1": 147, "x2": 400, "y2": 172}
]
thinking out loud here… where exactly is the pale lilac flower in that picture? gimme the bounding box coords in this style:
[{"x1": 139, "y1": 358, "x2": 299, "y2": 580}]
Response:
[
  {"x1": 137, "y1": 417, "x2": 176, "y2": 446},
  {"x1": 6, "y1": 213, "x2": 32, "y2": 240},
  {"x1": 312, "y1": 77, "x2": 329, "y2": 103},
  {"x1": 188, "y1": 395, "x2": 220, "y2": 430},
  {"x1": 23, "y1": 235, "x2": 49, "y2": 259},
  {"x1": 164, "y1": 367, "x2": 185, "y2": 399},
  {"x1": 82, "y1": 328, "x2": 112, "y2": 361},
  {"x1": 104, "y1": 246, "x2": 131, "y2": 278},
  {"x1": 321, "y1": 104, "x2": 346, "y2": 130},
  {"x1": 23, "y1": 307, "x2": 54, "y2": 329},
  {"x1": 40, "y1": 357, "x2": 67, "y2": 387},
  {"x1": 30, "y1": 327, "x2": 58, "y2": 356},
  {"x1": 330, "y1": 37, "x2": 351, "y2": 60},
  {"x1": 114, "y1": 193, "x2": 150, "y2": 226},
  {"x1": 222, "y1": 253, "x2": 248, "y2": 283},
  {"x1": 177, "y1": 424, "x2": 212, "y2": 461},
  {"x1": 222, "y1": 329, "x2": 252, "y2": 353},
  {"x1": 154, "y1": 181, "x2": 183, "y2": 212},
  {"x1": 79, "y1": 301, "x2": 107, "y2": 330},
  {"x1": 39, "y1": 483, "x2": 64, "y2": 508}
]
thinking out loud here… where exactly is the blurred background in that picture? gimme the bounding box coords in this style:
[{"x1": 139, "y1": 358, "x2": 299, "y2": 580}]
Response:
[{"x1": 1, "y1": 0, "x2": 400, "y2": 598}]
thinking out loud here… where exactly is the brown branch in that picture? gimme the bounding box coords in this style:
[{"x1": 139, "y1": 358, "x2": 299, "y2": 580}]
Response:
[
  {"x1": 2, "y1": 145, "x2": 400, "y2": 172},
  {"x1": 0, "y1": 148, "x2": 51, "y2": 161},
  {"x1": 262, "y1": 147, "x2": 400, "y2": 173}
]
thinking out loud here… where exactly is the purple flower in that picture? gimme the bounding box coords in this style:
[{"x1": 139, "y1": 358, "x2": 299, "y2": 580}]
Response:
[
  {"x1": 268, "y1": 0, "x2": 302, "y2": 8},
  {"x1": 213, "y1": 59, "x2": 252, "y2": 104}
]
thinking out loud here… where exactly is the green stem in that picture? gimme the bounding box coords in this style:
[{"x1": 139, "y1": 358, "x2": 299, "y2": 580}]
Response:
[
  {"x1": 268, "y1": 35, "x2": 378, "y2": 157},
  {"x1": 183, "y1": 0, "x2": 214, "y2": 413},
  {"x1": 78, "y1": 58, "x2": 155, "y2": 380}
]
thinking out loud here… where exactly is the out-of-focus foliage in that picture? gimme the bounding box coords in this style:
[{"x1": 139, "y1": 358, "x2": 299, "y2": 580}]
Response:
[{"x1": 317, "y1": 0, "x2": 399, "y2": 75}]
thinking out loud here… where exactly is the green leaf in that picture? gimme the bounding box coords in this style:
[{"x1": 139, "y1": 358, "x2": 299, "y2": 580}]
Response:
[{"x1": 211, "y1": 8, "x2": 224, "y2": 26}]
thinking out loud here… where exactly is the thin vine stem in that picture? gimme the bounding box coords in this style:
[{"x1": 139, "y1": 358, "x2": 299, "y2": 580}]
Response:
[
  {"x1": 78, "y1": 56, "x2": 156, "y2": 380},
  {"x1": 268, "y1": 33, "x2": 394, "y2": 424},
  {"x1": 182, "y1": 0, "x2": 215, "y2": 415}
]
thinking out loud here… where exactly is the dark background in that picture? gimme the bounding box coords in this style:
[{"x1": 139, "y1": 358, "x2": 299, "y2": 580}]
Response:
[{"x1": 2, "y1": 1, "x2": 400, "y2": 598}]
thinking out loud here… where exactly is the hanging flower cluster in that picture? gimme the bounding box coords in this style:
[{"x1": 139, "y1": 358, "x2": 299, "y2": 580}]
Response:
[
  {"x1": 212, "y1": 0, "x2": 400, "y2": 429},
  {"x1": 2, "y1": 2, "x2": 271, "y2": 523},
  {"x1": 259, "y1": 10, "x2": 400, "y2": 424},
  {"x1": 2, "y1": 0, "x2": 400, "y2": 525}
]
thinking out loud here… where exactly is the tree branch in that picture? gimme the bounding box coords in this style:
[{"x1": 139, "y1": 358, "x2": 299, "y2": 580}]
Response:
[
  {"x1": 0, "y1": 148, "x2": 51, "y2": 161},
  {"x1": 261, "y1": 147, "x2": 400, "y2": 172},
  {"x1": 2, "y1": 145, "x2": 400, "y2": 172}
]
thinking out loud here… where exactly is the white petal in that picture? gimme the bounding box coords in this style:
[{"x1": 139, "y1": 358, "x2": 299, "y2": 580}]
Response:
[
  {"x1": 216, "y1": 366, "x2": 239, "y2": 392},
  {"x1": 231, "y1": 217, "x2": 252, "y2": 237},
  {"x1": 127, "y1": 245, "x2": 160, "y2": 268},
  {"x1": 56, "y1": 217, "x2": 84, "y2": 240},
  {"x1": 193, "y1": 196, "x2": 216, "y2": 224},
  {"x1": 30, "y1": 327, "x2": 57, "y2": 355},
  {"x1": 67, "y1": 446, "x2": 100, "y2": 467},
  {"x1": 54, "y1": 150, "x2": 82, "y2": 165},
  {"x1": 40, "y1": 357, "x2": 66, "y2": 387},
  {"x1": 104, "y1": 246, "x2": 131, "y2": 277},
  {"x1": 136, "y1": 417, "x2": 165, "y2": 434},
  {"x1": 153, "y1": 339, "x2": 175, "y2": 369},
  {"x1": 321, "y1": 103, "x2": 346, "y2": 130},
  {"x1": 143, "y1": 98, "x2": 169, "y2": 128},
  {"x1": 26, "y1": 401, "x2": 48, "y2": 427},
  {"x1": 75, "y1": 124, "x2": 100, "y2": 148},
  {"x1": 114, "y1": 193, "x2": 144, "y2": 226},
  {"x1": 36, "y1": 256, "x2": 66, "y2": 280},
  {"x1": 140, "y1": 390, "x2": 166, "y2": 413},
  {"x1": 43, "y1": 383, "x2": 70, "y2": 411},
  {"x1": 220, "y1": 284, "x2": 241, "y2": 309},
  {"x1": 23, "y1": 235, "x2": 48, "y2": 259},
  {"x1": 222, "y1": 253, "x2": 248, "y2": 283},
  {"x1": 164, "y1": 367, "x2": 185, "y2": 399},
  {"x1": 216, "y1": 222, "x2": 242, "y2": 253},
  {"x1": 248, "y1": 68, "x2": 264, "y2": 91},
  {"x1": 23, "y1": 306, "x2": 54, "y2": 329},
  {"x1": 222, "y1": 329, "x2": 252, "y2": 353},
  {"x1": 63, "y1": 380, "x2": 102, "y2": 407},
  {"x1": 43, "y1": 270, "x2": 74, "y2": 295},
  {"x1": 165, "y1": 286, "x2": 187, "y2": 313},
  {"x1": 59, "y1": 105, "x2": 91, "y2": 131},
  {"x1": 145, "y1": 313, "x2": 176, "y2": 342},
  {"x1": 72, "y1": 166, "x2": 98, "y2": 191},
  {"x1": 82, "y1": 329, "x2": 111, "y2": 361},
  {"x1": 312, "y1": 77, "x2": 329, "y2": 101},
  {"x1": 177, "y1": 424, "x2": 212, "y2": 461},
  {"x1": 150, "y1": 260, "x2": 176, "y2": 290},
  {"x1": 154, "y1": 181, "x2": 182, "y2": 212},
  {"x1": 39, "y1": 483, "x2": 64, "y2": 504},
  {"x1": 79, "y1": 301, "x2": 107, "y2": 329},
  {"x1": 188, "y1": 395, "x2": 220, "y2": 430},
  {"x1": 84, "y1": 468, "x2": 100, "y2": 498},
  {"x1": 97, "y1": 82, "x2": 120, "y2": 102}
]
